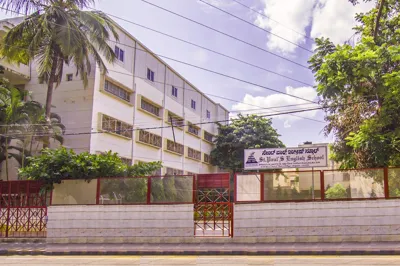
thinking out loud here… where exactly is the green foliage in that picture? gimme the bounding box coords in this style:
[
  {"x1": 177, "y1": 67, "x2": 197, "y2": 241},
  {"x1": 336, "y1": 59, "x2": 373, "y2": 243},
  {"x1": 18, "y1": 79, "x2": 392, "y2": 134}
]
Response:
[
  {"x1": 0, "y1": 77, "x2": 65, "y2": 180},
  {"x1": 325, "y1": 184, "x2": 348, "y2": 199},
  {"x1": 151, "y1": 178, "x2": 166, "y2": 203},
  {"x1": 151, "y1": 176, "x2": 193, "y2": 203},
  {"x1": 210, "y1": 114, "x2": 284, "y2": 172},
  {"x1": 308, "y1": 1, "x2": 400, "y2": 169},
  {"x1": 18, "y1": 147, "x2": 162, "y2": 189},
  {"x1": 0, "y1": 0, "x2": 118, "y2": 117},
  {"x1": 100, "y1": 178, "x2": 148, "y2": 203}
]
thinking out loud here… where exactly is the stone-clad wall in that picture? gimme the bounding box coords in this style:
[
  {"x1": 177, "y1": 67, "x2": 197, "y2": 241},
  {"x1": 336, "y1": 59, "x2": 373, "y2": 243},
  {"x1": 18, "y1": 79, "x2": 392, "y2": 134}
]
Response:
[
  {"x1": 47, "y1": 205, "x2": 194, "y2": 244},
  {"x1": 47, "y1": 200, "x2": 400, "y2": 244},
  {"x1": 234, "y1": 199, "x2": 400, "y2": 242}
]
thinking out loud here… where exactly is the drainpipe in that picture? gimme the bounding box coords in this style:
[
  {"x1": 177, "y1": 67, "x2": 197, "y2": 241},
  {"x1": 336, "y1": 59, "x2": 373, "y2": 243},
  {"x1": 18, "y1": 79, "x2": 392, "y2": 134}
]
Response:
[
  {"x1": 160, "y1": 64, "x2": 167, "y2": 170},
  {"x1": 130, "y1": 41, "x2": 137, "y2": 164}
]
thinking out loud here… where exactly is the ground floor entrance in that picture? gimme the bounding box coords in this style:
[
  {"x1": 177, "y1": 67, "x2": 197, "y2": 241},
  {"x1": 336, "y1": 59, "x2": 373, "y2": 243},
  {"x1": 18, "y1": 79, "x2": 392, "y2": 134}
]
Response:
[{"x1": 194, "y1": 173, "x2": 233, "y2": 237}]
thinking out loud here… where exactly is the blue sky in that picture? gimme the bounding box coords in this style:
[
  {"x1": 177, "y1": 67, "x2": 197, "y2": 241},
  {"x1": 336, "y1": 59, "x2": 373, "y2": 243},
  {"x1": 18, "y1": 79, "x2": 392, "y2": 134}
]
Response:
[{"x1": 0, "y1": 0, "x2": 374, "y2": 146}]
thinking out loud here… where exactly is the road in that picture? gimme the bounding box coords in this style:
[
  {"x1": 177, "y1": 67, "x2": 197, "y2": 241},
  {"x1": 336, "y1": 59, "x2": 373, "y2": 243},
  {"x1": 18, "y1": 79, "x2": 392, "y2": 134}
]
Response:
[{"x1": 2, "y1": 256, "x2": 400, "y2": 265}]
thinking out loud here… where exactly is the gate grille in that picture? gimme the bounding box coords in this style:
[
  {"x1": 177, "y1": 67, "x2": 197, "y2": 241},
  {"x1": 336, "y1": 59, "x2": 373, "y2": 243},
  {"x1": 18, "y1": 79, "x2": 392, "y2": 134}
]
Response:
[
  {"x1": 194, "y1": 173, "x2": 232, "y2": 237},
  {"x1": 0, "y1": 181, "x2": 48, "y2": 238}
]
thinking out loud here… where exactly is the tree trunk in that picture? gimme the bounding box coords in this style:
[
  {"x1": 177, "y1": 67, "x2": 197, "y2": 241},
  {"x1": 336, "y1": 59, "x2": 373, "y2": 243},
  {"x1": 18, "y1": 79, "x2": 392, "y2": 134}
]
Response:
[
  {"x1": 374, "y1": 0, "x2": 385, "y2": 43},
  {"x1": 29, "y1": 135, "x2": 34, "y2": 155},
  {"x1": 43, "y1": 56, "x2": 59, "y2": 149},
  {"x1": 5, "y1": 128, "x2": 9, "y2": 181}
]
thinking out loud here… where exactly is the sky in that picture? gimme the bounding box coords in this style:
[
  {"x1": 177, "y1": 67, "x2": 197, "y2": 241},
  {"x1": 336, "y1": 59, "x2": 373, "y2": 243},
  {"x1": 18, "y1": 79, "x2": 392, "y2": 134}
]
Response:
[{"x1": 0, "y1": 0, "x2": 375, "y2": 147}]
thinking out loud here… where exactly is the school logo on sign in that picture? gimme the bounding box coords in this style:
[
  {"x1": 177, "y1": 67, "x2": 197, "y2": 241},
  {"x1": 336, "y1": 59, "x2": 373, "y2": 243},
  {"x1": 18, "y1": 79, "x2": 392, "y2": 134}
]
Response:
[{"x1": 245, "y1": 152, "x2": 259, "y2": 167}]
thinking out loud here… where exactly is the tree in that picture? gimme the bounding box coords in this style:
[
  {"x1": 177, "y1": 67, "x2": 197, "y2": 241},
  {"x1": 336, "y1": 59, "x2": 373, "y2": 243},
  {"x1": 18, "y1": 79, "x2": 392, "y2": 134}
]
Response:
[
  {"x1": 0, "y1": 78, "x2": 65, "y2": 179},
  {"x1": 211, "y1": 114, "x2": 284, "y2": 172},
  {"x1": 22, "y1": 108, "x2": 65, "y2": 156},
  {"x1": 325, "y1": 184, "x2": 348, "y2": 199},
  {"x1": 308, "y1": 0, "x2": 400, "y2": 169},
  {"x1": 0, "y1": 0, "x2": 118, "y2": 122},
  {"x1": 18, "y1": 147, "x2": 163, "y2": 190},
  {"x1": 0, "y1": 77, "x2": 66, "y2": 180},
  {"x1": 0, "y1": 82, "x2": 29, "y2": 180}
]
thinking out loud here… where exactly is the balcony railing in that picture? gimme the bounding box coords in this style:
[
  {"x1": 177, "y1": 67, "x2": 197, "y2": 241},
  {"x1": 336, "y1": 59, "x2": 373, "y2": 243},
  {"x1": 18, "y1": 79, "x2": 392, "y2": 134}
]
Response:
[
  {"x1": 188, "y1": 147, "x2": 201, "y2": 161},
  {"x1": 166, "y1": 139, "x2": 184, "y2": 155}
]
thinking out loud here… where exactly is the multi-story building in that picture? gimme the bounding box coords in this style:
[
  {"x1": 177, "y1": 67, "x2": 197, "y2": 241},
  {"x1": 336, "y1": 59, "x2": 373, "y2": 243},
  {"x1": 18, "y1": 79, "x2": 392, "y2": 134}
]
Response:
[{"x1": 0, "y1": 17, "x2": 229, "y2": 180}]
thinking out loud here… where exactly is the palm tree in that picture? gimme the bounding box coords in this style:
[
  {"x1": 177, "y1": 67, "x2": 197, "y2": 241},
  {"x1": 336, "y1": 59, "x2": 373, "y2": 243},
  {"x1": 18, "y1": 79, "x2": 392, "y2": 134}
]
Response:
[
  {"x1": 0, "y1": 78, "x2": 65, "y2": 179},
  {"x1": 0, "y1": 80, "x2": 31, "y2": 180},
  {"x1": 21, "y1": 106, "x2": 65, "y2": 158},
  {"x1": 0, "y1": 0, "x2": 118, "y2": 119}
]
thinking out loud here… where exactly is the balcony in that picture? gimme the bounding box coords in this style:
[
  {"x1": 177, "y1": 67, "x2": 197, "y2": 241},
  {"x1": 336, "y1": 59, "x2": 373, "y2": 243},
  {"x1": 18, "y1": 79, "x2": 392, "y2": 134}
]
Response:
[
  {"x1": 0, "y1": 21, "x2": 31, "y2": 84},
  {"x1": 0, "y1": 61, "x2": 30, "y2": 85}
]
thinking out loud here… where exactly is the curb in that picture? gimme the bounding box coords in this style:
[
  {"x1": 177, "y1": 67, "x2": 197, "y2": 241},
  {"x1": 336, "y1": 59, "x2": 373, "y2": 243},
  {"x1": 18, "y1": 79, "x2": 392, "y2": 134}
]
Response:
[{"x1": 1, "y1": 249, "x2": 400, "y2": 256}]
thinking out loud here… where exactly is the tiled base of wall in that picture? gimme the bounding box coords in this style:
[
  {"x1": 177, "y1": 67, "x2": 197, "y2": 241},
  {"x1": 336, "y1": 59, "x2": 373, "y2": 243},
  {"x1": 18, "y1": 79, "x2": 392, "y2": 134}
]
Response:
[{"x1": 47, "y1": 200, "x2": 400, "y2": 244}]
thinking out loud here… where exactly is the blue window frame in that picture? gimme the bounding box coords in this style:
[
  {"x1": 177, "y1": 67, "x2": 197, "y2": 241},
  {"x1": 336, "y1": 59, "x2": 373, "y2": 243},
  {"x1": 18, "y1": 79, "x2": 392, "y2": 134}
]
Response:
[
  {"x1": 172, "y1": 86, "x2": 178, "y2": 97},
  {"x1": 147, "y1": 68, "x2": 155, "y2": 82},
  {"x1": 115, "y1": 45, "x2": 124, "y2": 62},
  {"x1": 191, "y1": 99, "x2": 196, "y2": 110}
]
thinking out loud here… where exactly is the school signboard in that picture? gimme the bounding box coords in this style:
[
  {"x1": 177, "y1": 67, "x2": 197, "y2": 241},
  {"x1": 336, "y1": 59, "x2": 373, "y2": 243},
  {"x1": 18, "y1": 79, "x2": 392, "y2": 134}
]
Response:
[{"x1": 244, "y1": 146, "x2": 328, "y2": 170}]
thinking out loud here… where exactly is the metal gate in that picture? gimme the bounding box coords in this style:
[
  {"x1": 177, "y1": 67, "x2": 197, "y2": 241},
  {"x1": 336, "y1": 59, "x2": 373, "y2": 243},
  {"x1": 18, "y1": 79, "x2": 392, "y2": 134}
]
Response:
[
  {"x1": 194, "y1": 173, "x2": 233, "y2": 237},
  {"x1": 0, "y1": 181, "x2": 49, "y2": 238}
]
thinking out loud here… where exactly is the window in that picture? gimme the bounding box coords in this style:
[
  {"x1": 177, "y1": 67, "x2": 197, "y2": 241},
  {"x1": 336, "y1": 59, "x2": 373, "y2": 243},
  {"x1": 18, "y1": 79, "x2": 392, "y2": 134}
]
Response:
[
  {"x1": 101, "y1": 114, "x2": 133, "y2": 139},
  {"x1": 172, "y1": 86, "x2": 178, "y2": 97},
  {"x1": 141, "y1": 98, "x2": 160, "y2": 117},
  {"x1": 166, "y1": 139, "x2": 184, "y2": 155},
  {"x1": 115, "y1": 45, "x2": 124, "y2": 62},
  {"x1": 138, "y1": 130, "x2": 162, "y2": 148},
  {"x1": 204, "y1": 153, "x2": 211, "y2": 164},
  {"x1": 188, "y1": 123, "x2": 199, "y2": 136},
  {"x1": 104, "y1": 80, "x2": 131, "y2": 102},
  {"x1": 166, "y1": 167, "x2": 184, "y2": 175},
  {"x1": 206, "y1": 110, "x2": 211, "y2": 119},
  {"x1": 153, "y1": 168, "x2": 162, "y2": 176},
  {"x1": 147, "y1": 68, "x2": 155, "y2": 82},
  {"x1": 66, "y1": 74, "x2": 73, "y2": 81},
  {"x1": 204, "y1": 131, "x2": 213, "y2": 143},
  {"x1": 167, "y1": 112, "x2": 184, "y2": 128},
  {"x1": 120, "y1": 157, "x2": 132, "y2": 166},
  {"x1": 188, "y1": 147, "x2": 201, "y2": 161},
  {"x1": 191, "y1": 99, "x2": 196, "y2": 110}
]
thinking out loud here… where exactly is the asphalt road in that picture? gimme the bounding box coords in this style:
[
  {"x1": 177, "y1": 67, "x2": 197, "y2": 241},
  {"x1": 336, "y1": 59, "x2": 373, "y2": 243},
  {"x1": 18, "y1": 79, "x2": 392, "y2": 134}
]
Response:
[{"x1": 2, "y1": 256, "x2": 400, "y2": 265}]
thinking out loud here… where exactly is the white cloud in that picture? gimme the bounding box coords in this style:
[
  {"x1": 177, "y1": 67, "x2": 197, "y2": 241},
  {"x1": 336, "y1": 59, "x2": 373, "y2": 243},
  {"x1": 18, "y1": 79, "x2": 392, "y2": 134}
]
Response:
[
  {"x1": 231, "y1": 86, "x2": 319, "y2": 127},
  {"x1": 255, "y1": 0, "x2": 374, "y2": 54},
  {"x1": 255, "y1": 0, "x2": 315, "y2": 55},
  {"x1": 310, "y1": 0, "x2": 373, "y2": 44}
]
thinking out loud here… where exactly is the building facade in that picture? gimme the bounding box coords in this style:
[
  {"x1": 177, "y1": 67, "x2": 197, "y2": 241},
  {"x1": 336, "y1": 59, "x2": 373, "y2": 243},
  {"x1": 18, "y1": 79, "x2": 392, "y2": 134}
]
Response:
[{"x1": 0, "y1": 17, "x2": 229, "y2": 180}]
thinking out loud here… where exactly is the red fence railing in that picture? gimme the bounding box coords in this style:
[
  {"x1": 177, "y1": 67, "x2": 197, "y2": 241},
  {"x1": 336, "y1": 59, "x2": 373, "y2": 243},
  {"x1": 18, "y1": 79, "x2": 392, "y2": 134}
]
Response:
[
  {"x1": 51, "y1": 175, "x2": 195, "y2": 206},
  {"x1": 235, "y1": 167, "x2": 400, "y2": 203},
  {"x1": 0, "y1": 180, "x2": 49, "y2": 238}
]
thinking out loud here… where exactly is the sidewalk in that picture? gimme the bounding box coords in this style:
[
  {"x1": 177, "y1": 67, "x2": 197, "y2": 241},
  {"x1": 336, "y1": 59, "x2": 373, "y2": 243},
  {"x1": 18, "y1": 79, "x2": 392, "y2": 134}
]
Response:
[{"x1": 1, "y1": 241, "x2": 400, "y2": 255}]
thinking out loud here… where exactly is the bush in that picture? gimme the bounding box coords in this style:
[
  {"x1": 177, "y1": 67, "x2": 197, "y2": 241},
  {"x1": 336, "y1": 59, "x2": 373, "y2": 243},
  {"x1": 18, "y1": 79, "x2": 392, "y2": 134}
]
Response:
[
  {"x1": 325, "y1": 183, "x2": 348, "y2": 199},
  {"x1": 19, "y1": 147, "x2": 162, "y2": 189}
]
